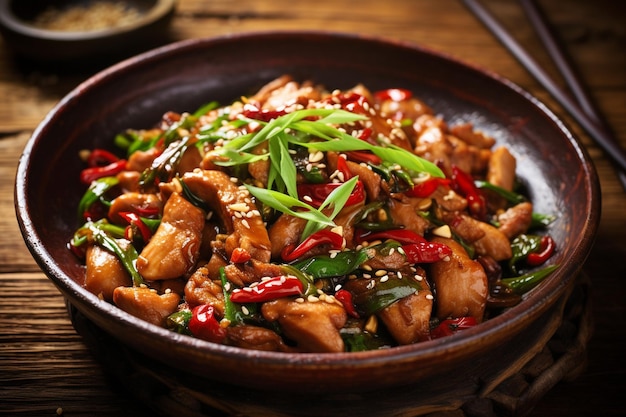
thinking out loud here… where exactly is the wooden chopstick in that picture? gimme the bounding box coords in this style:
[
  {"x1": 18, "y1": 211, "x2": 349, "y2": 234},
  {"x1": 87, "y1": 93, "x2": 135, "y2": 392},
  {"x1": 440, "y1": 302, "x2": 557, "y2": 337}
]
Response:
[
  {"x1": 518, "y1": 0, "x2": 626, "y2": 190},
  {"x1": 462, "y1": 0, "x2": 626, "y2": 176}
]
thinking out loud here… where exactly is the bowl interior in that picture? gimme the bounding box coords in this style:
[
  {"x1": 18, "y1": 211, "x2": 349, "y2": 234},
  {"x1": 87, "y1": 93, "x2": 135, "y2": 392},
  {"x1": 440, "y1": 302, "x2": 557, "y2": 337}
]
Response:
[{"x1": 15, "y1": 32, "x2": 600, "y2": 391}]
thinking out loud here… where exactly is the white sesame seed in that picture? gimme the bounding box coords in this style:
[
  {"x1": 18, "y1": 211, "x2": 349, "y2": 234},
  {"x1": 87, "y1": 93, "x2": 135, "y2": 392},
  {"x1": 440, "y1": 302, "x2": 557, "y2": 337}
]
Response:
[
  {"x1": 375, "y1": 269, "x2": 387, "y2": 277},
  {"x1": 241, "y1": 219, "x2": 250, "y2": 229},
  {"x1": 307, "y1": 295, "x2": 320, "y2": 302},
  {"x1": 426, "y1": 294, "x2": 434, "y2": 300},
  {"x1": 241, "y1": 306, "x2": 250, "y2": 315},
  {"x1": 380, "y1": 275, "x2": 389, "y2": 282},
  {"x1": 334, "y1": 284, "x2": 343, "y2": 292}
]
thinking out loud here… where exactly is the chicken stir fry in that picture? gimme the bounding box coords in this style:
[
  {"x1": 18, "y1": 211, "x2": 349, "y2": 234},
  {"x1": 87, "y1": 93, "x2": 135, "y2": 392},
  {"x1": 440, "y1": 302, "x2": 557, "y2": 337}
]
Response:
[{"x1": 71, "y1": 76, "x2": 558, "y2": 352}]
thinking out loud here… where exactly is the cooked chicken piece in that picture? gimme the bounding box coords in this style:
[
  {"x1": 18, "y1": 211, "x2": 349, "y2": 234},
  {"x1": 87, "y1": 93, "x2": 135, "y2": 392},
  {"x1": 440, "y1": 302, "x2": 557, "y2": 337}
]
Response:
[
  {"x1": 85, "y1": 243, "x2": 132, "y2": 302},
  {"x1": 137, "y1": 192, "x2": 205, "y2": 280},
  {"x1": 414, "y1": 125, "x2": 491, "y2": 175},
  {"x1": 430, "y1": 237, "x2": 488, "y2": 322},
  {"x1": 184, "y1": 266, "x2": 225, "y2": 315},
  {"x1": 116, "y1": 170, "x2": 141, "y2": 192},
  {"x1": 126, "y1": 146, "x2": 160, "y2": 172},
  {"x1": 250, "y1": 75, "x2": 322, "y2": 111},
  {"x1": 178, "y1": 169, "x2": 272, "y2": 263},
  {"x1": 388, "y1": 198, "x2": 430, "y2": 236},
  {"x1": 113, "y1": 286, "x2": 180, "y2": 327},
  {"x1": 430, "y1": 186, "x2": 468, "y2": 212},
  {"x1": 447, "y1": 134, "x2": 492, "y2": 174},
  {"x1": 223, "y1": 260, "x2": 284, "y2": 287},
  {"x1": 473, "y1": 220, "x2": 513, "y2": 261},
  {"x1": 497, "y1": 202, "x2": 534, "y2": 239},
  {"x1": 247, "y1": 143, "x2": 270, "y2": 187},
  {"x1": 268, "y1": 213, "x2": 306, "y2": 259},
  {"x1": 362, "y1": 245, "x2": 408, "y2": 271},
  {"x1": 441, "y1": 212, "x2": 486, "y2": 244},
  {"x1": 449, "y1": 123, "x2": 496, "y2": 149},
  {"x1": 378, "y1": 284, "x2": 433, "y2": 344},
  {"x1": 343, "y1": 268, "x2": 431, "y2": 344},
  {"x1": 414, "y1": 126, "x2": 453, "y2": 168},
  {"x1": 227, "y1": 325, "x2": 293, "y2": 352},
  {"x1": 177, "y1": 145, "x2": 203, "y2": 175},
  {"x1": 378, "y1": 96, "x2": 433, "y2": 123},
  {"x1": 412, "y1": 114, "x2": 447, "y2": 139},
  {"x1": 487, "y1": 147, "x2": 517, "y2": 191},
  {"x1": 108, "y1": 192, "x2": 163, "y2": 224},
  {"x1": 262, "y1": 298, "x2": 347, "y2": 353}
]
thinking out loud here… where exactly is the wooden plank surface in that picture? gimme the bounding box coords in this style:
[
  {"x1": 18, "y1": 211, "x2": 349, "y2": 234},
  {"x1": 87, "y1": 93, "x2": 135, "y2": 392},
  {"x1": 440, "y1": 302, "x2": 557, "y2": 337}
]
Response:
[{"x1": 1, "y1": 0, "x2": 624, "y2": 416}]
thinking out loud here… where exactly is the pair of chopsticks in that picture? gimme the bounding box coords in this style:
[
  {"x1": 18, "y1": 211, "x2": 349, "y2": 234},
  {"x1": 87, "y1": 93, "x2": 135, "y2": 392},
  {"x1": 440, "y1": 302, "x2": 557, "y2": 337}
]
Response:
[{"x1": 463, "y1": 0, "x2": 626, "y2": 190}]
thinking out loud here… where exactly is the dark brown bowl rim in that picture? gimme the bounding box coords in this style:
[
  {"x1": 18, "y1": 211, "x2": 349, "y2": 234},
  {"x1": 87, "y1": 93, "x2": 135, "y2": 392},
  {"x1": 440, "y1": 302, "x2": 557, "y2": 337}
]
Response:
[{"x1": 15, "y1": 30, "x2": 601, "y2": 368}]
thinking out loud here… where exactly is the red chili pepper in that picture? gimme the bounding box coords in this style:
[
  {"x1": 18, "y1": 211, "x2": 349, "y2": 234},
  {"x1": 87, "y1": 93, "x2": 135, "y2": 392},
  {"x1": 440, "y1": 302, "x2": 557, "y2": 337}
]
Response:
[
  {"x1": 450, "y1": 165, "x2": 486, "y2": 219},
  {"x1": 430, "y1": 316, "x2": 477, "y2": 339},
  {"x1": 80, "y1": 159, "x2": 127, "y2": 184},
  {"x1": 188, "y1": 304, "x2": 227, "y2": 343},
  {"x1": 324, "y1": 92, "x2": 372, "y2": 115},
  {"x1": 345, "y1": 150, "x2": 382, "y2": 165},
  {"x1": 357, "y1": 127, "x2": 373, "y2": 141},
  {"x1": 355, "y1": 229, "x2": 427, "y2": 245},
  {"x1": 336, "y1": 155, "x2": 352, "y2": 180},
  {"x1": 230, "y1": 276, "x2": 304, "y2": 303},
  {"x1": 87, "y1": 149, "x2": 120, "y2": 167},
  {"x1": 335, "y1": 289, "x2": 359, "y2": 318},
  {"x1": 241, "y1": 103, "x2": 288, "y2": 122},
  {"x1": 230, "y1": 247, "x2": 252, "y2": 264},
  {"x1": 297, "y1": 180, "x2": 365, "y2": 209},
  {"x1": 401, "y1": 241, "x2": 453, "y2": 263},
  {"x1": 527, "y1": 235, "x2": 556, "y2": 266},
  {"x1": 118, "y1": 211, "x2": 153, "y2": 242},
  {"x1": 133, "y1": 205, "x2": 160, "y2": 218},
  {"x1": 374, "y1": 88, "x2": 413, "y2": 102},
  {"x1": 405, "y1": 177, "x2": 451, "y2": 198},
  {"x1": 281, "y1": 229, "x2": 344, "y2": 262}
]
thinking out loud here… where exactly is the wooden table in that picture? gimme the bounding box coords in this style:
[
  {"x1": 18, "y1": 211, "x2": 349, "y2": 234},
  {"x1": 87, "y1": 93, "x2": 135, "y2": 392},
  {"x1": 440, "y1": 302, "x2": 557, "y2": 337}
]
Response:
[{"x1": 1, "y1": 1, "x2": 624, "y2": 416}]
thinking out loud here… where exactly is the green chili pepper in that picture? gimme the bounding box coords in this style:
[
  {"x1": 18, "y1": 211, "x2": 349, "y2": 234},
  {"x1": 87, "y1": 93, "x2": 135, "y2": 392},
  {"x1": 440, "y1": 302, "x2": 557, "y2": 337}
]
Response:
[
  {"x1": 220, "y1": 267, "x2": 239, "y2": 325},
  {"x1": 294, "y1": 249, "x2": 369, "y2": 279},
  {"x1": 166, "y1": 309, "x2": 193, "y2": 335},
  {"x1": 354, "y1": 201, "x2": 395, "y2": 231},
  {"x1": 474, "y1": 180, "x2": 527, "y2": 205},
  {"x1": 353, "y1": 276, "x2": 423, "y2": 316},
  {"x1": 139, "y1": 135, "x2": 193, "y2": 189},
  {"x1": 179, "y1": 177, "x2": 211, "y2": 212},
  {"x1": 509, "y1": 234, "x2": 542, "y2": 273},
  {"x1": 341, "y1": 329, "x2": 390, "y2": 352},
  {"x1": 531, "y1": 212, "x2": 557, "y2": 229},
  {"x1": 280, "y1": 265, "x2": 317, "y2": 297},
  {"x1": 80, "y1": 221, "x2": 144, "y2": 286},
  {"x1": 77, "y1": 176, "x2": 119, "y2": 221},
  {"x1": 501, "y1": 264, "x2": 559, "y2": 294}
]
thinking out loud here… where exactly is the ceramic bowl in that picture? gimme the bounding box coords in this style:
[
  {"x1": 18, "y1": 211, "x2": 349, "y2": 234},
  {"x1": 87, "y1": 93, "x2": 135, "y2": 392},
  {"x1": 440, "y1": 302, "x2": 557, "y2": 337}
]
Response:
[
  {"x1": 0, "y1": 0, "x2": 176, "y2": 64},
  {"x1": 14, "y1": 31, "x2": 600, "y2": 416}
]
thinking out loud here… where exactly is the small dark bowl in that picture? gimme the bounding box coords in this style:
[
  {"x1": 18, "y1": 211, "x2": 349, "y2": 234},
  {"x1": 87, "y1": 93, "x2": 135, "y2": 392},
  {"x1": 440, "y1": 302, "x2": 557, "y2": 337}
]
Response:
[
  {"x1": 0, "y1": 0, "x2": 176, "y2": 64},
  {"x1": 15, "y1": 32, "x2": 600, "y2": 416}
]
